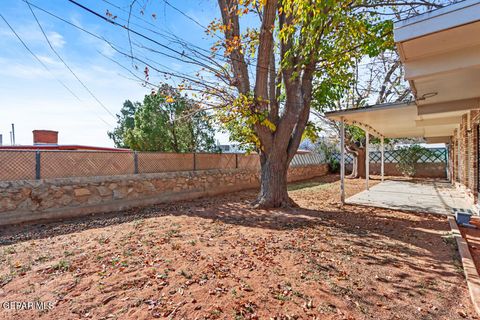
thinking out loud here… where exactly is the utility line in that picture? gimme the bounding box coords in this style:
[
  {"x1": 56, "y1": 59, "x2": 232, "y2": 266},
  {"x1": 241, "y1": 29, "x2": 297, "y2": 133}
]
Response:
[
  {"x1": 101, "y1": 0, "x2": 223, "y2": 53},
  {"x1": 25, "y1": 0, "x2": 397, "y2": 110},
  {"x1": 67, "y1": 0, "x2": 277, "y2": 74},
  {"x1": 68, "y1": 0, "x2": 225, "y2": 73},
  {"x1": 27, "y1": 1, "x2": 117, "y2": 120},
  {"x1": 22, "y1": 1, "x2": 230, "y2": 91},
  {"x1": 0, "y1": 13, "x2": 113, "y2": 127},
  {"x1": 69, "y1": 0, "x2": 394, "y2": 78}
]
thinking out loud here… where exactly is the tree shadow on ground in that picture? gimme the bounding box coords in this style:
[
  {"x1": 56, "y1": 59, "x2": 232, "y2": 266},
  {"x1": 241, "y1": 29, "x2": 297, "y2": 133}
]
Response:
[
  {"x1": 0, "y1": 176, "x2": 469, "y2": 318},
  {"x1": 0, "y1": 180, "x2": 452, "y2": 259}
]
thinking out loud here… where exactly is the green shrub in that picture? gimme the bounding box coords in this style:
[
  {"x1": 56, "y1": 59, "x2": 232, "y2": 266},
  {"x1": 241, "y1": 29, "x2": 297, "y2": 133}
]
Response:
[
  {"x1": 395, "y1": 144, "x2": 431, "y2": 177},
  {"x1": 329, "y1": 158, "x2": 340, "y2": 173}
]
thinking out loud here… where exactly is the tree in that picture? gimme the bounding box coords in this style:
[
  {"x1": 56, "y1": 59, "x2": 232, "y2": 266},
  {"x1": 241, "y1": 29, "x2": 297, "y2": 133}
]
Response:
[
  {"x1": 312, "y1": 49, "x2": 423, "y2": 178},
  {"x1": 213, "y1": 0, "x2": 392, "y2": 207},
  {"x1": 109, "y1": 84, "x2": 218, "y2": 153},
  {"x1": 84, "y1": 0, "x2": 442, "y2": 207},
  {"x1": 108, "y1": 100, "x2": 139, "y2": 148}
]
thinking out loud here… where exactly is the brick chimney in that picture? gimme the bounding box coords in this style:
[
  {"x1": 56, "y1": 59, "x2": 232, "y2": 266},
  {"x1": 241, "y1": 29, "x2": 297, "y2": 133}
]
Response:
[{"x1": 33, "y1": 130, "x2": 58, "y2": 145}]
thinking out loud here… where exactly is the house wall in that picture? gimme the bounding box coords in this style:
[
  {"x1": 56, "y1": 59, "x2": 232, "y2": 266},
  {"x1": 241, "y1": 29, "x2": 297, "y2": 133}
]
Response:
[
  {"x1": 449, "y1": 110, "x2": 480, "y2": 208},
  {"x1": 0, "y1": 164, "x2": 329, "y2": 226}
]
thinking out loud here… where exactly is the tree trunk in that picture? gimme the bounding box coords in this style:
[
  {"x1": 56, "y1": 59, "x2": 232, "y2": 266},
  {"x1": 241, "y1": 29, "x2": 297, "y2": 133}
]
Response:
[
  {"x1": 254, "y1": 152, "x2": 294, "y2": 208},
  {"x1": 345, "y1": 145, "x2": 358, "y2": 178},
  {"x1": 349, "y1": 155, "x2": 358, "y2": 178},
  {"x1": 356, "y1": 148, "x2": 366, "y2": 178}
]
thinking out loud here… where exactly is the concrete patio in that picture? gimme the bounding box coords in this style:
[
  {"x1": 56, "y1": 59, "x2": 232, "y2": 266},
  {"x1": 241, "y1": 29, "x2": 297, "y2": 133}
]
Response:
[{"x1": 347, "y1": 179, "x2": 471, "y2": 215}]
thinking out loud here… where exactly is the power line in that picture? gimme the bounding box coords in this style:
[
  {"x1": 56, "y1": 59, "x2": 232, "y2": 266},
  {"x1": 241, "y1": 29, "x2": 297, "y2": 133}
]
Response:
[
  {"x1": 0, "y1": 13, "x2": 113, "y2": 127},
  {"x1": 26, "y1": 0, "x2": 396, "y2": 111},
  {"x1": 101, "y1": 0, "x2": 223, "y2": 53},
  {"x1": 28, "y1": 0, "x2": 282, "y2": 82},
  {"x1": 22, "y1": 1, "x2": 230, "y2": 92},
  {"x1": 161, "y1": 0, "x2": 212, "y2": 33},
  {"x1": 69, "y1": 0, "x2": 394, "y2": 79},
  {"x1": 68, "y1": 0, "x2": 275, "y2": 77},
  {"x1": 68, "y1": 0, "x2": 224, "y2": 73},
  {"x1": 27, "y1": 1, "x2": 117, "y2": 120}
]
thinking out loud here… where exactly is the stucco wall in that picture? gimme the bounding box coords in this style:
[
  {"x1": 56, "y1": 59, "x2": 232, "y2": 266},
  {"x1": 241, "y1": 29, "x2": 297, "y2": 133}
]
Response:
[{"x1": 0, "y1": 164, "x2": 329, "y2": 226}]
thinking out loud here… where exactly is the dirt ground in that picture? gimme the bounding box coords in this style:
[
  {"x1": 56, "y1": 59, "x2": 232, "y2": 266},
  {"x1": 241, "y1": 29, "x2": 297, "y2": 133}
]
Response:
[
  {"x1": 461, "y1": 217, "x2": 480, "y2": 274},
  {"x1": 0, "y1": 175, "x2": 477, "y2": 320}
]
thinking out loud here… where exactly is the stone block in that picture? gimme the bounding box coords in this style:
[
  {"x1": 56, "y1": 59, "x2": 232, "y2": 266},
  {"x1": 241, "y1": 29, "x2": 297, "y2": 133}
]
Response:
[
  {"x1": 87, "y1": 196, "x2": 103, "y2": 205},
  {"x1": 1, "y1": 198, "x2": 17, "y2": 211},
  {"x1": 58, "y1": 195, "x2": 73, "y2": 206},
  {"x1": 143, "y1": 181, "x2": 156, "y2": 192},
  {"x1": 113, "y1": 188, "x2": 127, "y2": 199},
  {"x1": 97, "y1": 186, "x2": 111, "y2": 197},
  {"x1": 74, "y1": 188, "x2": 91, "y2": 197}
]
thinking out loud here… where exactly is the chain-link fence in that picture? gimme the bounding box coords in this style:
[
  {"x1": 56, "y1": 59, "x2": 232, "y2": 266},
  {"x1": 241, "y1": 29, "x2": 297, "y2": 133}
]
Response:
[{"x1": 0, "y1": 150, "x2": 326, "y2": 181}]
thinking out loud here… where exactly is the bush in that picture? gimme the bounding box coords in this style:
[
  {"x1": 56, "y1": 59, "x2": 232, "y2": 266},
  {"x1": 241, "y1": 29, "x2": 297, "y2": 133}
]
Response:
[
  {"x1": 395, "y1": 144, "x2": 432, "y2": 177},
  {"x1": 329, "y1": 158, "x2": 340, "y2": 173}
]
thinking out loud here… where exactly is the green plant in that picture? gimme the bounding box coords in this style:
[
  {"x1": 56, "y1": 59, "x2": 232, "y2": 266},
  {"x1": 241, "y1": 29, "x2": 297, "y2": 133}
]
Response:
[
  {"x1": 395, "y1": 144, "x2": 432, "y2": 177},
  {"x1": 329, "y1": 158, "x2": 340, "y2": 173},
  {"x1": 109, "y1": 84, "x2": 219, "y2": 152},
  {"x1": 52, "y1": 259, "x2": 70, "y2": 272}
]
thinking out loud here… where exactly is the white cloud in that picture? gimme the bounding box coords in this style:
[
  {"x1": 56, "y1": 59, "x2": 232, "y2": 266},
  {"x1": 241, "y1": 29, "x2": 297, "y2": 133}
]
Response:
[
  {"x1": 47, "y1": 31, "x2": 65, "y2": 49},
  {"x1": 37, "y1": 55, "x2": 58, "y2": 65},
  {"x1": 99, "y1": 42, "x2": 116, "y2": 58}
]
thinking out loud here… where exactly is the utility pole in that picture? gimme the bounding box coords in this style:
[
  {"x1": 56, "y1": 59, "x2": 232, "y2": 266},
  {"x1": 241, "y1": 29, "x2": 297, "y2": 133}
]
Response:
[{"x1": 11, "y1": 123, "x2": 15, "y2": 145}]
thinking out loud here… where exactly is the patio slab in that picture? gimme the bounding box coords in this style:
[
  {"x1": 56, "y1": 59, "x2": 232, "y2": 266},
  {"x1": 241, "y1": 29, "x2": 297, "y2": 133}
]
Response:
[{"x1": 346, "y1": 179, "x2": 470, "y2": 215}]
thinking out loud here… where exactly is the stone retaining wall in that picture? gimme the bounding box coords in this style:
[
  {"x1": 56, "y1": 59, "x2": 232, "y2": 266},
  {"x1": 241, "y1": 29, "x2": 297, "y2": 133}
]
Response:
[{"x1": 0, "y1": 164, "x2": 329, "y2": 226}]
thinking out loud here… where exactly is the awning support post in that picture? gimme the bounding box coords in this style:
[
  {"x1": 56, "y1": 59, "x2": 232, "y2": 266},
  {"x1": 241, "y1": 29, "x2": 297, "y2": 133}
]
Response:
[
  {"x1": 381, "y1": 136, "x2": 385, "y2": 182},
  {"x1": 365, "y1": 131, "x2": 369, "y2": 191},
  {"x1": 340, "y1": 117, "x2": 345, "y2": 205}
]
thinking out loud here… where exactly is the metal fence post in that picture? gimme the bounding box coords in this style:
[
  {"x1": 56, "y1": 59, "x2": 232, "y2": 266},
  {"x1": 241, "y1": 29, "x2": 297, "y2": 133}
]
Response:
[
  {"x1": 235, "y1": 153, "x2": 238, "y2": 169},
  {"x1": 35, "y1": 150, "x2": 41, "y2": 180},
  {"x1": 133, "y1": 151, "x2": 139, "y2": 174},
  {"x1": 193, "y1": 153, "x2": 196, "y2": 171}
]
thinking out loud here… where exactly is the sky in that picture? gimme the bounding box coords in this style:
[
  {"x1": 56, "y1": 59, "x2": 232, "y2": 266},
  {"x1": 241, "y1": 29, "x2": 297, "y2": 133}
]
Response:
[{"x1": 0, "y1": 0, "x2": 225, "y2": 147}]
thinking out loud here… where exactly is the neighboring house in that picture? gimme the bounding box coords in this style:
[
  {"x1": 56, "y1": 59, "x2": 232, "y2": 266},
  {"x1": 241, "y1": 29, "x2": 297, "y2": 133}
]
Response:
[
  {"x1": 0, "y1": 130, "x2": 130, "y2": 152},
  {"x1": 216, "y1": 144, "x2": 245, "y2": 154}
]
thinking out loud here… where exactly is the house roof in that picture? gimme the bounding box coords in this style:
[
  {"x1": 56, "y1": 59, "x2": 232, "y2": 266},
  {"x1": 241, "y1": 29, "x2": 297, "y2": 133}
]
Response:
[
  {"x1": 395, "y1": 0, "x2": 480, "y2": 107},
  {"x1": 394, "y1": 0, "x2": 480, "y2": 42},
  {"x1": 0, "y1": 145, "x2": 131, "y2": 152}
]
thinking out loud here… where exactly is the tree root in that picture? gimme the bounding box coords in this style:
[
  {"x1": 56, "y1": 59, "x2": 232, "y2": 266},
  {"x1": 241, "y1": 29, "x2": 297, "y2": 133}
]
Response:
[{"x1": 251, "y1": 196, "x2": 299, "y2": 209}]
